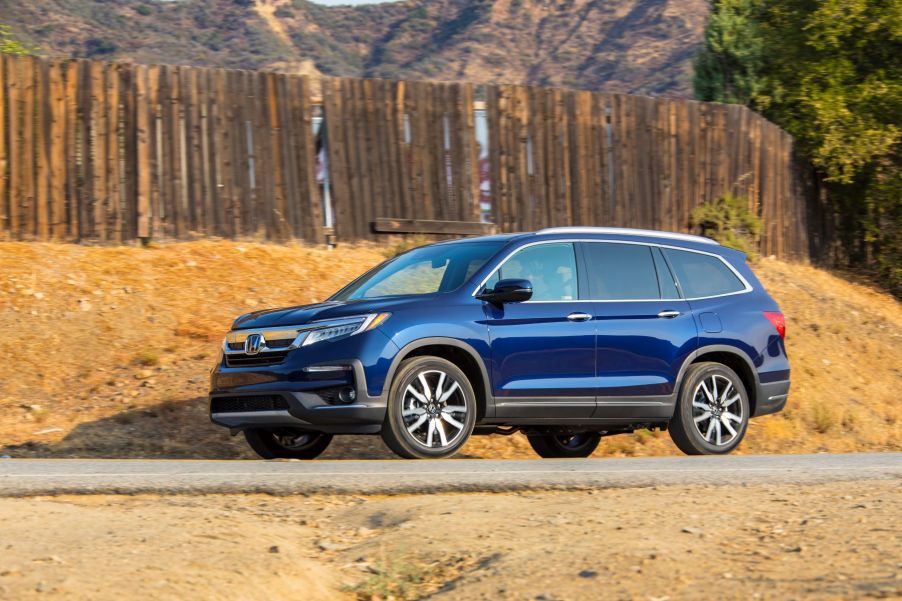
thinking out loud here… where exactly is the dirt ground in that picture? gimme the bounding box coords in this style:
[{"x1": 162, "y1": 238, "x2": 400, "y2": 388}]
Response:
[
  {"x1": 0, "y1": 240, "x2": 900, "y2": 460},
  {"x1": 0, "y1": 480, "x2": 899, "y2": 600}
]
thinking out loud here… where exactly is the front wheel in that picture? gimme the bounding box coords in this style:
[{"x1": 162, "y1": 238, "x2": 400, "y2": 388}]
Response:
[
  {"x1": 527, "y1": 432, "x2": 601, "y2": 458},
  {"x1": 243, "y1": 428, "x2": 333, "y2": 459},
  {"x1": 668, "y1": 362, "x2": 750, "y2": 455},
  {"x1": 381, "y1": 356, "x2": 477, "y2": 459}
]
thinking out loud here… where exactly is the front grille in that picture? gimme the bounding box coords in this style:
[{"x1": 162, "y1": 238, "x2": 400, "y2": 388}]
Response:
[
  {"x1": 211, "y1": 395, "x2": 290, "y2": 413},
  {"x1": 226, "y1": 338, "x2": 294, "y2": 352},
  {"x1": 224, "y1": 350, "x2": 290, "y2": 368}
]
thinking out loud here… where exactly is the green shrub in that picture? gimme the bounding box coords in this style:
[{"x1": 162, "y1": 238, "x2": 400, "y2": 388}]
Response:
[
  {"x1": 690, "y1": 192, "x2": 762, "y2": 256},
  {"x1": 136, "y1": 5, "x2": 152, "y2": 16},
  {"x1": 382, "y1": 235, "x2": 429, "y2": 259},
  {"x1": 84, "y1": 37, "x2": 117, "y2": 57}
]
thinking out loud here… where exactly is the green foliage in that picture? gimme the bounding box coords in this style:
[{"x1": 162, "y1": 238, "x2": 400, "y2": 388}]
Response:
[
  {"x1": 693, "y1": 0, "x2": 766, "y2": 105},
  {"x1": 382, "y1": 235, "x2": 429, "y2": 259},
  {"x1": 691, "y1": 193, "x2": 762, "y2": 256},
  {"x1": 343, "y1": 556, "x2": 425, "y2": 600},
  {"x1": 84, "y1": 37, "x2": 117, "y2": 57},
  {"x1": 695, "y1": 0, "x2": 902, "y2": 294},
  {"x1": 136, "y1": 5, "x2": 152, "y2": 17},
  {"x1": 0, "y1": 24, "x2": 36, "y2": 56}
]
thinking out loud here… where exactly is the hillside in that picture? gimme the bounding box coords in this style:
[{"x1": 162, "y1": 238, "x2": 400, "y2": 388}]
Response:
[
  {"x1": 0, "y1": 240, "x2": 899, "y2": 459},
  {"x1": 0, "y1": 0, "x2": 708, "y2": 95}
]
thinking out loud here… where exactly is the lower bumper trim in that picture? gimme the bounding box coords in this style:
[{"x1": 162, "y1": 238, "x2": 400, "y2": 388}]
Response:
[{"x1": 754, "y1": 380, "x2": 790, "y2": 417}]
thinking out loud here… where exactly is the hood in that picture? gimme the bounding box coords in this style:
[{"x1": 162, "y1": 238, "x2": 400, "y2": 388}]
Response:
[{"x1": 230, "y1": 295, "x2": 429, "y2": 330}]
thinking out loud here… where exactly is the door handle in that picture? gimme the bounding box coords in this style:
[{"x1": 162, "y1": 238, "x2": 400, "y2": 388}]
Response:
[
  {"x1": 657, "y1": 310, "x2": 681, "y2": 319},
  {"x1": 567, "y1": 312, "x2": 592, "y2": 322}
]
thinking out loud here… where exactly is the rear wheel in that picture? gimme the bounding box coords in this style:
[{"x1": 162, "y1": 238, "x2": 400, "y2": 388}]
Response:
[
  {"x1": 668, "y1": 362, "x2": 750, "y2": 455},
  {"x1": 527, "y1": 432, "x2": 601, "y2": 458},
  {"x1": 381, "y1": 356, "x2": 477, "y2": 459},
  {"x1": 243, "y1": 428, "x2": 333, "y2": 459}
]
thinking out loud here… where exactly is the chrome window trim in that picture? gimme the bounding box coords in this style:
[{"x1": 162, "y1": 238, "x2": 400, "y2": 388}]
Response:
[{"x1": 471, "y1": 238, "x2": 753, "y2": 302}]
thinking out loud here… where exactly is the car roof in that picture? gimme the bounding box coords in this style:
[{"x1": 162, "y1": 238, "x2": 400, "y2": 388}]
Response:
[{"x1": 430, "y1": 227, "x2": 722, "y2": 252}]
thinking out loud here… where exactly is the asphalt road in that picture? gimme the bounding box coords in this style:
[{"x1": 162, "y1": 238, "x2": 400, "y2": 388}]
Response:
[{"x1": 0, "y1": 453, "x2": 898, "y2": 496}]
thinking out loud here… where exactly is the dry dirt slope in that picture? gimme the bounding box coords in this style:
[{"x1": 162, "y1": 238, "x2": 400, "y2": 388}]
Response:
[{"x1": 0, "y1": 240, "x2": 899, "y2": 459}]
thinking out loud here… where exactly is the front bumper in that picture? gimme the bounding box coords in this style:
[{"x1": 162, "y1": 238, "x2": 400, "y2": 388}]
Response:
[
  {"x1": 209, "y1": 388, "x2": 386, "y2": 434},
  {"x1": 209, "y1": 329, "x2": 397, "y2": 434}
]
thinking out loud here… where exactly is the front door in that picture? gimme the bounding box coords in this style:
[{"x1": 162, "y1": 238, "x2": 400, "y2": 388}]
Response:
[{"x1": 480, "y1": 242, "x2": 596, "y2": 418}]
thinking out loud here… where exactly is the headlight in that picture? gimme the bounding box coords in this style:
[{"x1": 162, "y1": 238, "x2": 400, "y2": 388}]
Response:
[{"x1": 301, "y1": 313, "x2": 391, "y2": 346}]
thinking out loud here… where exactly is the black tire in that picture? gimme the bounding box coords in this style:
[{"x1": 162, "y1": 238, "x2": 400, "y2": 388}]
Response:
[
  {"x1": 243, "y1": 428, "x2": 333, "y2": 459},
  {"x1": 526, "y1": 432, "x2": 601, "y2": 458},
  {"x1": 381, "y1": 356, "x2": 477, "y2": 459},
  {"x1": 668, "y1": 362, "x2": 750, "y2": 455}
]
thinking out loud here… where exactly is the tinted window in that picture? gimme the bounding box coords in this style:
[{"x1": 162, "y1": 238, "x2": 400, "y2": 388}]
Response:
[
  {"x1": 653, "y1": 247, "x2": 680, "y2": 299},
  {"x1": 488, "y1": 243, "x2": 578, "y2": 301},
  {"x1": 582, "y1": 243, "x2": 660, "y2": 300},
  {"x1": 664, "y1": 248, "x2": 746, "y2": 298}
]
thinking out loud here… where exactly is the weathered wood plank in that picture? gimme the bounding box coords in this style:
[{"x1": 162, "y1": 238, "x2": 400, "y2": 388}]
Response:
[
  {"x1": 373, "y1": 218, "x2": 497, "y2": 236},
  {"x1": 134, "y1": 64, "x2": 151, "y2": 239},
  {"x1": 35, "y1": 59, "x2": 50, "y2": 240},
  {"x1": 20, "y1": 57, "x2": 37, "y2": 237}
]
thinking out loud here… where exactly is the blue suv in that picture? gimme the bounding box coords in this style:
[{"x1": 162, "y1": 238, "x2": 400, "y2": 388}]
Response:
[{"x1": 209, "y1": 227, "x2": 789, "y2": 459}]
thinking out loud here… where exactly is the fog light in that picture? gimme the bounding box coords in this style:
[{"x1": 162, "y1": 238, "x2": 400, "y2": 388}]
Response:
[{"x1": 338, "y1": 387, "x2": 357, "y2": 404}]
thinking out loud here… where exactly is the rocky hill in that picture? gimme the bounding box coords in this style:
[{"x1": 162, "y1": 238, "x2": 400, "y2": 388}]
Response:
[{"x1": 1, "y1": 0, "x2": 708, "y2": 96}]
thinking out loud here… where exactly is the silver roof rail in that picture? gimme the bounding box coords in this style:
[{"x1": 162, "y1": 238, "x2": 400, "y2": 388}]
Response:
[{"x1": 535, "y1": 226, "x2": 719, "y2": 246}]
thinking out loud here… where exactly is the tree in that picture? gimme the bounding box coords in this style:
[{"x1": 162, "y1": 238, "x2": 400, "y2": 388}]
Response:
[
  {"x1": 0, "y1": 24, "x2": 35, "y2": 56},
  {"x1": 695, "y1": 0, "x2": 902, "y2": 293},
  {"x1": 692, "y1": 0, "x2": 767, "y2": 106}
]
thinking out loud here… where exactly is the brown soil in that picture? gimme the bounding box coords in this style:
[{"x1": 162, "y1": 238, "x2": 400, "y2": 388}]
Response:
[
  {"x1": 0, "y1": 240, "x2": 900, "y2": 460},
  {"x1": 1, "y1": 480, "x2": 899, "y2": 600}
]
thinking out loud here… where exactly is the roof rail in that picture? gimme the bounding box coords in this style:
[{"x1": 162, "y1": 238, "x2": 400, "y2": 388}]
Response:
[{"x1": 535, "y1": 226, "x2": 719, "y2": 246}]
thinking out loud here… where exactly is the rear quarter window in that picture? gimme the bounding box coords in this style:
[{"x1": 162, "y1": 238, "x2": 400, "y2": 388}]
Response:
[{"x1": 664, "y1": 248, "x2": 747, "y2": 298}]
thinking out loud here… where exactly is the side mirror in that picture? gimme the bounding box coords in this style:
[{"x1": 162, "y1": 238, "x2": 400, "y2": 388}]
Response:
[{"x1": 476, "y1": 278, "x2": 533, "y2": 305}]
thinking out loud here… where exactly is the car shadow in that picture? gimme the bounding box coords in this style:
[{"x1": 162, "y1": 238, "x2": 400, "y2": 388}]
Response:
[{"x1": 2, "y1": 396, "x2": 401, "y2": 460}]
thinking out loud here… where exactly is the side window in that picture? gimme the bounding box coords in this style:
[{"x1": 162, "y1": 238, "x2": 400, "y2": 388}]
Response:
[
  {"x1": 493, "y1": 243, "x2": 578, "y2": 301},
  {"x1": 653, "y1": 247, "x2": 680, "y2": 299},
  {"x1": 582, "y1": 243, "x2": 660, "y2": 300},
  {"x1": 664, "y1": 248, "x2": 746, "y2": 298}
]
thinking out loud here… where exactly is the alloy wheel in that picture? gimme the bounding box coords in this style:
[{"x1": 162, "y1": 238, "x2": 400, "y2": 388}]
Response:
[
  {"x1": 690, "y1": 374, "x2": 744, "y2": 447},
  {"x1": 401, "y1": 369, "x2": 468, "y2": 450}
]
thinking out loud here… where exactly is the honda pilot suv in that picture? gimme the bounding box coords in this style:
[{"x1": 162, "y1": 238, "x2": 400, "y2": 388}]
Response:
[{"x1": 209, "y1": 227, "x2": 789, "y2": 459}]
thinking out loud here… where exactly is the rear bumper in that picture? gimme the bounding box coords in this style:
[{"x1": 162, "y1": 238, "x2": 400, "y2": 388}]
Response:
[
  {"x1": 209, "y1": 390, "x2": 386, "y2": 434},
  {"x1": 753, "y1": 379, "x2": 790, "y2": 417}
]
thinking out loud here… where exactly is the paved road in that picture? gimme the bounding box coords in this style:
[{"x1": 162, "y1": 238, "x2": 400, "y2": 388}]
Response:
[{"x1": 0, "y1": 453, "x2": 898, "y2": 496}]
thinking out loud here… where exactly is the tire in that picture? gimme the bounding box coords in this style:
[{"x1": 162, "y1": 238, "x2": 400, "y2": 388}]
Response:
[
  {"x1": 243, "y1": 428, "x2": 333, "y2": 459},
  {"x1": 526, "y1": 432, "x2": 601, "y2": 458},
  {"x1": 668, "y1": 362, "x2": 750, "y2": 455},
  {"x1": 381, "y1": 356, "x2": 477, "y2": 459}
]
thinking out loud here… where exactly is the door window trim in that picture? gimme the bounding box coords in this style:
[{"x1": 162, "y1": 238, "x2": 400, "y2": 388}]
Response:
[{"x1": 471, "y1": 238, "x2": 753, "y2": 302}]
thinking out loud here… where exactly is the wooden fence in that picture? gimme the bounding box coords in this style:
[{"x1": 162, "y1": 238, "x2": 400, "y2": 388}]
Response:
[{"x1": 0, "y1": 55, "x2": 829, "y2": 261}]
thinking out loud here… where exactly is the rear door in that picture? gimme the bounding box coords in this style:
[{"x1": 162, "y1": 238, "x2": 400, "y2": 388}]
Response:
[{"x1": 577, "y1": 242, "x2": 697, "y2": 419}]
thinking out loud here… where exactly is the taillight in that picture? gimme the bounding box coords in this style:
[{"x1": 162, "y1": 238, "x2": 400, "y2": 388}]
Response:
[{"x1": 763, "y1": 311, "x2": 786, "y2": 339}]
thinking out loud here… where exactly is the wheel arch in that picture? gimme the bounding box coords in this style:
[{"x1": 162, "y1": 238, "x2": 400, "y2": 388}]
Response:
[
  {"x1": 676, "y1": 345, "x2": 759, "y2": 416},
  {"x1": 383, "y1": 337, "x2": 492, "y2": 420}
]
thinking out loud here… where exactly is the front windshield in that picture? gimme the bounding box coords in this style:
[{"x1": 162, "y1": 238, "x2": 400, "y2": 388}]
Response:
[{"x1": 330, "y1": 241, "x2": 505, "y2": 301}]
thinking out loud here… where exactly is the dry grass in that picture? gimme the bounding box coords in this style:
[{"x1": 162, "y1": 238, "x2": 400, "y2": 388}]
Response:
[{"x1": 0, "y1": 241, "x2": 899, "y2": 459}]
